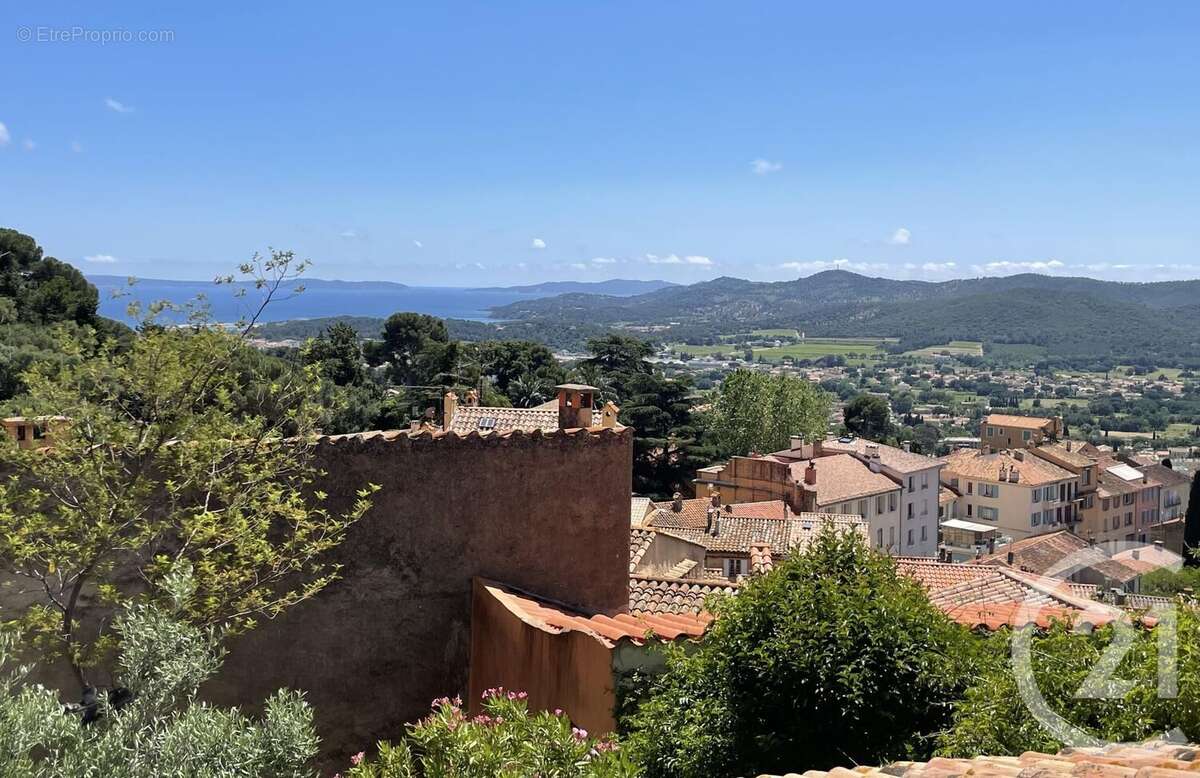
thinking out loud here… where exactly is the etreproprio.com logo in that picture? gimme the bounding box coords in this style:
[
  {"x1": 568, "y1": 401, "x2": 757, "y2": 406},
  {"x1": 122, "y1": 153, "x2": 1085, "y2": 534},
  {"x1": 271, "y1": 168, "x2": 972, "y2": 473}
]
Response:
[{"x1": 1011, "y1": 540, "x2": 1185, "y2": 746}]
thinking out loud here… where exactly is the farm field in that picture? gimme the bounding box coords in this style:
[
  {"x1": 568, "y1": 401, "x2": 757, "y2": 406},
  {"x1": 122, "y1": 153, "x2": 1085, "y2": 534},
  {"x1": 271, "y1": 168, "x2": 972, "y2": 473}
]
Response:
[
  {"x1": 667, "y1": 338, "x2": 887, "y2": 363},
  {"x1": 904, "y1": 340, "x2": 984, "y2": 357},
  {"x1": 1018, "y1": 398, "x2": 1091, "y2": 410}
]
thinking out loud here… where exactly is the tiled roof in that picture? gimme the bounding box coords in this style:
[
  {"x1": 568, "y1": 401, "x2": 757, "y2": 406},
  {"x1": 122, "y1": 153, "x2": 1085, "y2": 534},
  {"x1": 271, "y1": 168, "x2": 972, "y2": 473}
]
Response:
[
  {"x1": 446, "y1": 405, "x2": 559, "y2": 435},
  {"x1": 651, "y1": 512, "x2": 867, "y2": 556},
  {"x1": 985, "y1": 413, "x2": 1055, "y2": 429},
  {"x1": 481, "y1": 579, "x2": 710, "y2": 648},
  {"x1": 630, "y1": 497, "x2": 654, "y2": 526},
  {"x1": 749, "y1": 543, "x2": 774, "y2": 575},
  {"x1": 316, "y1": 424, "x2": 627, "y2": 445},
  {"x1": 979, "y1": 530, "x2": 1139, "y2": 583},
  {"x1": 629, "y1": 528, "x2": 656, "y2": 573},
  {"x1": 791, "y1": 454, "x2": 900, "y2": 506},
  {"x1": 758, "y1": 738, "x2": 1200, "y2": 778},
  {"x1": 666, "y1": 559, "x2": 698, "y2": 578},
  {"x1": 1033, "y1": 441, "x2": 1096, "y2": 469},
  {"x1": 1112, "y1": 544, "x2": 1184, "y2": 577},
  {"x1": 817, "y1": 437, "x2": 942, "y2": 474},
  {"x1": 895, "y1": 557, "x2": 1126, "y2": 629},
  {"x1": 943, "y1": 448, "x2": 1074, "y2": 486},
  {"x1": 646, "y1": 498, "x2": 793, "y2": 530},
  {"x1": 1141, "y1": 463, "x2": 1192, "y2": 488},
  {"x1": 628, "y1": 574, "x2": 739, "y2": 616},
  {"x1": 938, "y1": 485, "x2": 960, "y2": 505}
]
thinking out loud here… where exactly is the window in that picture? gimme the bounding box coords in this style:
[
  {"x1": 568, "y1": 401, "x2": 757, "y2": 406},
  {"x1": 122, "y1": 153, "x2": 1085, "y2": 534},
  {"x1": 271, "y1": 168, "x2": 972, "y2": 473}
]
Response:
[
  {"x1": 907, "y1": 503, "x2": 914, "y2": 519},
  {"x1": 876, "y1": 495, "x2": 885, "y2": 514},
  {"x1": 921, "y1": 500, "x2": 929, "y2": 516},
  {"x1": 1031, "y1": 512, "x2": 1041, "y2": 527},
  {"x1": 980, "y1": 483, "x2": 999, "y2": 498},
  {"x1": 1032, "y1": 488, "x2": 1041, "y2": 503},
  {"x1": 1112, "y1": 515, "x2": 1119, "y2": 529},
  {"x1": 15, "y1": 425, "x2": 26, "y2": 441},
  {"x1": 907, "y1": 529, "x2": 913, "y2": 546},
  {"x1": 841, "y1": 502, "x2": 851, "y2": 514},
  {"x1": 1022, "y1": 430, "x2": 1032, "y2": 441},
  {"x1": 888, "y1": 493, "x2": 897, "y2": 512},
  {"x1": 987, "y1": 426, "x2": 995, "y2": 437},
  {"x1": 967, "y1": 482, "x2": 974, "y2": 495},
  {"x1": 857, "y1": 499, "x2": 868, "y2": 518},
  {"x1": 889, "y1": 526, "x2": 895, "y2": 547},
  {"x1": 1102, "y1": 498, "x2": 1110, "y2": 510},
  {"x1": 921, "y1": 472, "x2": 929, "y2": 490},
  {"x1": 1125, "y1": 512, "x2": 1133, "y2": 526},
  {"x1": 1084, "y1": 469, "x2": 1091, "y2": 485},
  {"x1": 907, "y1": 476, "x2": 914, "y2": 493},
  {"x1": 725, "y1": 558, "x2": 745, "y2": 578},
  {"x1": 920, "y1": 525, "x2": 927, "y2": 542},
  {"x1": 950, "y1": 478, "x2": 959, "y2": 489},
  {"x1": 978, "y1": 506, "x2": 998, "y2": 520},
  {"x1": 1043, "y1": 509, "x2": 1054, "y2": 524},
  {"x1": 877, "y1": 528, "x2": 883, "y2": 548}
]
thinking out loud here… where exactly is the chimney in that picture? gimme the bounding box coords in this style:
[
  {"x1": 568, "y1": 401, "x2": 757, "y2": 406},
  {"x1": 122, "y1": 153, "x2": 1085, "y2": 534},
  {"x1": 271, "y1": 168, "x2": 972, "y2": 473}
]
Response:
[
  {"x1": 710, "y1": 491, "x2": 721, "y2": 509},
  {"x1": 671, "y1": 492, "x2": 683, "y2": 513},
  {"x1": 1009, "y1": 468, "x2": 1019, "y2": 483},
  {"x1": 1013, "y1": 450, "x2": 1024, "y2": 462},
  {"x1": 600, "y1": 401, "x2": 620, "y2": 428},
  {"x1": 464, "y1": 388, "x2": 479, "y2": 407},
  {"x1": 705, "y1": 507, "x2": 716, "y2": 535},
  {"x1": 1066, "y1": 440, "x2": 1073, "y2": 452},
  {"x1": 556, "y1": 384, "x2": 596, "y2": 429},
  {"x1": 790, "y1": 435, "x2": 805, "y2": 451},
  {"x1": 804, "y1": 461, "x2": 817, "y2": 486},
  {"x1": 1154, "y1": 539, "x2": 1164, "y2": 551},
  {"x1": 442, "y1": 391, "x2": 459, "y2": 431},
  {"x1": 1006, "y1": 550, "x2": 1015, "y2": 565},
  {"x1": 901, "y1": 441, "x2": 911, "y2": 453},
  {"x1": 1132, "y1": 548, "x2": 1140, "y2": 560}
]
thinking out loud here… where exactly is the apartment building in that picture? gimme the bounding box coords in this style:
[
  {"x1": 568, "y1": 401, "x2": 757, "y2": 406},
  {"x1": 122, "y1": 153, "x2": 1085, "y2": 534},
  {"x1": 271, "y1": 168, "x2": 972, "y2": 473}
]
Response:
[
  {"x1": 1079, "y1": 460, "x2": 1162, "y2": 549},
  {"x1": 979, "y1": 413, "x2": 1061, "y2": 450},
  {"x1": 695, "y1": 437, "x2": 922, "y2": 555},
  {"x1": 818, "y1": 436, "x2": 942, "y2": 557},
  {"x1": 941, "y1": 447, "x2": 1081, "y2": 541}
]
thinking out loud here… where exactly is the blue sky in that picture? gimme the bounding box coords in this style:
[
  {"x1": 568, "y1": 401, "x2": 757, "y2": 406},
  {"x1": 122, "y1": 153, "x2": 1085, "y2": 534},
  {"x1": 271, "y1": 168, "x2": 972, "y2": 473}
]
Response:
[{"x1": 2, "y1": 2, "x2": 1199, "y2": 286}]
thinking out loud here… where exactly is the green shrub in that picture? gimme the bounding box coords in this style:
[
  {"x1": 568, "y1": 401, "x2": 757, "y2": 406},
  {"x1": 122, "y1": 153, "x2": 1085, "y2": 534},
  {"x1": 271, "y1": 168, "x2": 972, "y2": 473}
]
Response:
[
  {"x1": 340, "y1": 689, "x2": 637, "y2": 777},
  {"x1": 623, "y1": 527, "x2": 976, "y2": 778}
]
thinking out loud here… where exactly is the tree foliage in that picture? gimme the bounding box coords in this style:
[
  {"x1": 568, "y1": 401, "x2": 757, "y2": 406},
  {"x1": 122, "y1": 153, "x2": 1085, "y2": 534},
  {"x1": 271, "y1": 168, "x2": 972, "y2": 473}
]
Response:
[
  {"x1": 938, "y1": 610, "x2": 1200, "y2": 757},
  {"x1": 625, "y1": 528, "x2": 974, "y2": 777},
  {"x1": 0, "y1": 568, "x2": 319, "y2": 778},
  {"x1": 0, "y1": 228, "x2": 99, "y2": 327},
  {"x1": 843, "y1": 393, "x2": 893, "y2": 441},
  {"x1": 0, "y1": 252, "x2": 377, "y2": 686},
  {"x1": 706, "y1": 369, "x2": 831, "y2": 456}
]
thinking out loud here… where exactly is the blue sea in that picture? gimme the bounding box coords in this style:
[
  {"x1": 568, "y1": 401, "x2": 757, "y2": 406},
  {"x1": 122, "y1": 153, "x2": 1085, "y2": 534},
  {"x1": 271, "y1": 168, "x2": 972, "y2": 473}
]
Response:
[{"x1": 88, "y1": 277, "x2": 550, "y2": 324}]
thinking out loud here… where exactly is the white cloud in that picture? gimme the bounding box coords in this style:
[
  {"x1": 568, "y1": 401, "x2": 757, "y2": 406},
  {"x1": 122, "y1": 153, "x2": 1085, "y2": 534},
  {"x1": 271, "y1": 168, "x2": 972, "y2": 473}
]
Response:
[
  {"x1": 105, "y1": 97, "x2": 134, "y2": 113},
  {"x1": 888, "y1": 227, "x2": 911, "y2": 246},
  {"x1": 778, "y1": 258, "x2": 889, "y2": 275},
  {"x1": 530, "y1": 237, "x2": 547, "y2": 249},
  {"x1": 921, "y1": 261, "x2": 957, "y2": 272},
  {"x1": 412, "y1": 240, "x2": 423, "y2": 249},
  {"x1": 70, "y1": 140, "x2": 84, "y2": 153},
  {"x1": 569, "y1": 262, "x2": 588, "y2": 271},
  {"x1": 22, "y1": 139, "x2": 35, "y2": 151},
  {"x1": 0, "y1": 122, "x2": 9, "y2": 146},
  {"x1": 975, "y1": 259, "x2": 1066, "y2": 274},
  {"x1": 84, "y1": 254, "x2": 118, "y2": 264},
  {"x1": 750, "y1": 158, "x2": 782, "y2": 175},
  {"x1": 339, "y1": 229, "x2": 358, "y2": 239},
  {"x1": 591, "y1": 257, "x2": 617, "y2": 265},
  {"x1": 645, "y1": 253, "x2": 713, "y2": 266}
]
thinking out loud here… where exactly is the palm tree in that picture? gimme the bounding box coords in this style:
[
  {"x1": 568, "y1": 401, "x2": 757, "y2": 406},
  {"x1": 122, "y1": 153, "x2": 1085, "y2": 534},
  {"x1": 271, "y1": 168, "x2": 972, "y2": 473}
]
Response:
[{"x1": 508, "y1": 373, "x2": 551, "y2": 408}]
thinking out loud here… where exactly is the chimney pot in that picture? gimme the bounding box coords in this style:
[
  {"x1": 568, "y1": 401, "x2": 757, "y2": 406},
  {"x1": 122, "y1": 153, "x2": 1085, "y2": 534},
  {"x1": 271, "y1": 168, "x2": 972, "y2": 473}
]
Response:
[
  {"x1": 804, "y1": 461, "x2": 818, "y2": 485},
  {"x1": 710, "y1": 491, "x2": 721, "y2": 508},
  {"x1": 790, "y1": 435, "x2": 805, "y2": 450},
  {"x1": 1132, "y1": 548, "x2": 1140, "y2": 560},
  {"x1": 671, "y1": 493, "x2": 683, "y2": 512},
  {"x1": 1154, "y1": 539, "x2": 1164, "y2": 549},
  {"x1": 1006, "y1": 550, "x2": 1015, "y2": 565},
  {"x1": 901, "y1": 441, "x2": 911, "y2": 453}
]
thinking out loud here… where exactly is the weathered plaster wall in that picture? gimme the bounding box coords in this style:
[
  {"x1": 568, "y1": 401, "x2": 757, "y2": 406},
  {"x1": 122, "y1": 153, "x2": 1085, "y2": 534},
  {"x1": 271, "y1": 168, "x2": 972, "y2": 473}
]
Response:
[{"x1": 203, "y1": 427, "x2": 632, "y2": 763}]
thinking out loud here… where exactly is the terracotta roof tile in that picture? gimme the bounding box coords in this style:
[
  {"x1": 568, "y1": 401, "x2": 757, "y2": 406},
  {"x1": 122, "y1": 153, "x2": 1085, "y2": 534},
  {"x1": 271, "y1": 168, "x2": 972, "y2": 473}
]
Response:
[
  {"x1": 482, "y1": 579, "x2": 710, "y2": 648},
  {"x1": 978, "y1": 530, "x2": 1139, "y2": 583},
  {"x1": 446, "y1": 404, "x2": 559, "y2": 435},
  {"x1": 650, "y1": 511, "x2": 867, "y2": 556},
  {"x1": 757, "y1": 737, "x2": 1200, "y2": 778},
  {"x1": 943, "y1": 448, "x2": 1075, "y2": 487},
  {"x1": 646, "y1": 498, "x2": 793, "y2": 530},
  {"x1": 817, "y1": 437, "x2": 943, "y2": 474},
  {"x1": 629, "y1": 528, "x2": 656, "y2": 573},
  {"x1": 791, "y1": 454, "x2": 901, "y2": 506},
  {"x1": 985, "y1": 413, "x2": 1057, "y2": 429},
  {"x1": 628, "y1": 574, "x2": 739, "y2": 616}
]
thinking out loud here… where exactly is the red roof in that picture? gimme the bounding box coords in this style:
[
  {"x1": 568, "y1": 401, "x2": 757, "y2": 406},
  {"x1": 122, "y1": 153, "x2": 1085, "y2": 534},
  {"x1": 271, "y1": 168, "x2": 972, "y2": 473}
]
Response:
[{"x1": 482, "y1": 579, "x2": 710, "y2": 648}]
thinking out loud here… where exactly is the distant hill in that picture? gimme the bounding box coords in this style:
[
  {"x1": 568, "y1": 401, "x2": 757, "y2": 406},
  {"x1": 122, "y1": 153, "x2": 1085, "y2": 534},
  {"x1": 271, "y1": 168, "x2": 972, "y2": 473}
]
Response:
[
  {"x1": 470, "y1": 279, "x2": 676, "y2": 296},
  {"x1": 490, "y1": 270, "x2": 1200, "y2": 363},
  {"x1": 85, "y1": 275, "x2": 667, "y2": 324}
]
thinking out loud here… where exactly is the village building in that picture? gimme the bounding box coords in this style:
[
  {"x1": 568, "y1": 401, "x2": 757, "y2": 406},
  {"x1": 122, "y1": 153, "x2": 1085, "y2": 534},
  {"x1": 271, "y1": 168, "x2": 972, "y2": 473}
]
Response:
[
  {"x1": 979, "y1": 413, "x2": 1062, "y2": 449},
  {"x1": 940, "y1": 447, "x2": 1082, "y2": 541}
]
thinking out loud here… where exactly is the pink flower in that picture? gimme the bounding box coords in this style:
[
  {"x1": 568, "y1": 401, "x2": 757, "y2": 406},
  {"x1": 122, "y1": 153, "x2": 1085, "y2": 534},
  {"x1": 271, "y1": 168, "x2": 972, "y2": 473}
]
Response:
[
  {"x1": 553, "y1": 708, "x2": 564, "y2": 717},
  {"x1": 572, "y1": 726, "x2": 588, "y2": 742},
  {"x1": 350, "y1": 752, "x2": 364, "y2": 766},
  {"x1": 516, "y1": 691, "x2": 528, "y2": 700}
]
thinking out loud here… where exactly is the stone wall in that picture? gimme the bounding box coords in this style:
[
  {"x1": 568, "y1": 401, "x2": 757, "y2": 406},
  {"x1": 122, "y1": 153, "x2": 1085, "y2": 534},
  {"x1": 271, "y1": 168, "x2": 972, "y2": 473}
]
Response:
[{"x1": 202, "y1": 426, "x2": 632, "y2": 764}]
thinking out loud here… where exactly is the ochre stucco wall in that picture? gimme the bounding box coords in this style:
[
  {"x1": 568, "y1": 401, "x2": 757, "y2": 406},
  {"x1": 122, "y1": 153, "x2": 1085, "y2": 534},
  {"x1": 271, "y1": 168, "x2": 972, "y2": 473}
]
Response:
[
  {"x1": 202, "y1": 428, "x2": 632, "y2": 764},
  {"x1": 468, "y1": 578, "x2": 617, "y2": 735}
]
